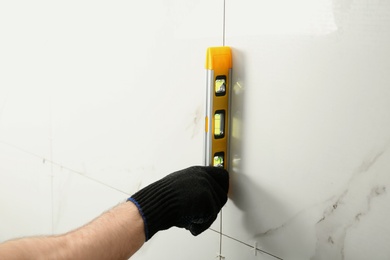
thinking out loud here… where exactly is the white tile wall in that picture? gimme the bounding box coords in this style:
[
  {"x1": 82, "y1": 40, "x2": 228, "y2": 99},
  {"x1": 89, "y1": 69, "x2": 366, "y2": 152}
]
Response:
[
  {"x1": 0, "y1": 0, "x2": 224, "y2": 258},
  {"x1": 223, "y1": 0, "x2": 390, "y2": 259},
  {"x1": 0, "y1": 144, "x2": 52, "y2": 240},
  {"x1": 1, "y1": 0, "x2": 390, "y2": 259}
]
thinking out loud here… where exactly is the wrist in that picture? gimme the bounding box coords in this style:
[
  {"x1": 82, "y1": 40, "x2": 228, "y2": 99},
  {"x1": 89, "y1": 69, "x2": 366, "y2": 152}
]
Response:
[{"x1": 128, "y1": 182, "x2": 180, "y2": 241}]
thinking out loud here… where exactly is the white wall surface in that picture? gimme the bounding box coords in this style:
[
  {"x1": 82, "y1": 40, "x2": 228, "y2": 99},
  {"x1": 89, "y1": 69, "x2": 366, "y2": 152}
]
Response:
[
  {"x1": 1, "y1": 1, "x2": 390, "y2": 260},
  {"x1": 224, "y1": 0, "x2": 390, "y2": 259}
]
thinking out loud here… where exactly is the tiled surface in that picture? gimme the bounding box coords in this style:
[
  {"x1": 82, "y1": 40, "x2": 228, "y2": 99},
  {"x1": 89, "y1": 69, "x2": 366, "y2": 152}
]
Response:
[
  {"x1": 223, "y1": 0, "x2": 390, "y2": 259},
  {"x1": 0, "y1": 0, "x2": 225, "y2": 259},
  {"x1": 1, "y1": 0, "x2": 390, "y2": 259},
  {"x1": 0, "y1": 144, "x2": 52, "y2": 240},
  {"x1": 0, "y1": 82, "x2": 53, "y2": 240},
  {"x1": 51, "y1": 165, "x2": 127, "y2": 234},
  {"x1": 132, "y1": 228, "x2": 221, "y2": 260}
]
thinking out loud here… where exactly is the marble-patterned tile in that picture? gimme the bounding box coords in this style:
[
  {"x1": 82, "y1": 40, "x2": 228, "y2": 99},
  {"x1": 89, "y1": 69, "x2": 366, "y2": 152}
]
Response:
[
  {"x1": 223, "y1": 0, "x2": 390, "y2": 259},
  {"x1": 0, "y1": 1, "x2": 225, "y2": 256},
  {"x1": 222, "y1": 232, "x2": 285, "y2": 260}
]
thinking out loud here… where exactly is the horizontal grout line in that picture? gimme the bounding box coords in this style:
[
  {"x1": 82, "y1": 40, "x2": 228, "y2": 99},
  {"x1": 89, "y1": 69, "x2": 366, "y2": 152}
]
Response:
[
  {"x1": 209, "y1": 228, "x2": 284, "y2": 260},
  {"x1": 2, "y1": 140, "x2": 282, "y2": 260},
  {"x1": 0, "y1": 140, "x2": 131, "y2": 196}
]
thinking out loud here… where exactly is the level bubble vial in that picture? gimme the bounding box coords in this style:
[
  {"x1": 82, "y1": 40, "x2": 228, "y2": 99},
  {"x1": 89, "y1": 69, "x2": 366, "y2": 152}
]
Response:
[
  {"x1": 215, "y1": 76, "x2": 227, "y2": 96},
  {"x1": 213, "y1": 152, "x2": 225, "y2": 168},
  {"x1": 214, "y1": 111, "x2": 225, "y2": 138}
]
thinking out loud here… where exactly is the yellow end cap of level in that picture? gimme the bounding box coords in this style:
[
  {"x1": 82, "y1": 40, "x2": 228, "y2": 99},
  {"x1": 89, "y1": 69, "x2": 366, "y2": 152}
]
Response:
[{"x1": 205, "y1": 46, "x2": 232, "y2": 70}]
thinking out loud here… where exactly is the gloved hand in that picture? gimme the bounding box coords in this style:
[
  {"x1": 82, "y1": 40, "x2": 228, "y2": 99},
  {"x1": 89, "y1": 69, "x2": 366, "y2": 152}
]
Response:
[{"x1": 127, "y1": 166, "x2": 229, "y2": 241}]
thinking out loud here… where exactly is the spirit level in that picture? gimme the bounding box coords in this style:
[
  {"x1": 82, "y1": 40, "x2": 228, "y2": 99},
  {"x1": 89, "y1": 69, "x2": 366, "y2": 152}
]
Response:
[{"x1": 204, "y1": 47, "x2": 232, "y2": 170}]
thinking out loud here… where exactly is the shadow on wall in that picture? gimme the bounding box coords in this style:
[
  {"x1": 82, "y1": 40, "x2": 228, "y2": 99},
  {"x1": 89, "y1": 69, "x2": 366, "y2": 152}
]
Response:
[
  {"x1": 228, "y1": 47, "x2": 246, "y2": 199},
  {"x1": 227, "y1": 47, "x2": 281, "y2": 234},
  {"x1": 227, "y1": 48, "x2": 307, "y2": 259}
]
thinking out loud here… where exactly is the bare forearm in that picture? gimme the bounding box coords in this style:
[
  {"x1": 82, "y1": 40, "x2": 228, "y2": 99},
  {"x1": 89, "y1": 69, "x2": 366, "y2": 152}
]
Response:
[
  {"x1": 0, "y1": 202, "x2": 145, "y2": 260},
  {"x1": 67, "y1": 202, "x2": 145, "y2": 259},
  {"x1": 0, "y1": 235, "x2": 68, "y2": 260}
]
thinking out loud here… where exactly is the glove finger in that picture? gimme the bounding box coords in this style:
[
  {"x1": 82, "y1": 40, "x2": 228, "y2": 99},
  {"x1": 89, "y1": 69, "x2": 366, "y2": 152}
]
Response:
[
  {"x1": 187, "y1": 215, "x2": 218, "y2": 236},
  {"x1": 201, "y1": 166, "x2": 229, "y2": 194}
]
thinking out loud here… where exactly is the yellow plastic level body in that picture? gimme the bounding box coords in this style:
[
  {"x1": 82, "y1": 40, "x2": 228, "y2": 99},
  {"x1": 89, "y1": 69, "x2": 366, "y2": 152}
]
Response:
[{"x1": 204, "y1": 46, "x2": 232, "y2": 170}]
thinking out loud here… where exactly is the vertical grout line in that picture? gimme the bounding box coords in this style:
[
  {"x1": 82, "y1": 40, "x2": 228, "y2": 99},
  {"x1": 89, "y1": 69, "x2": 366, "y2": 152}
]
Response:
[
  {"x1": 209, "y1": 228, "x2": 284, "y2": 260},
  {"x1": 219, "y1": 210, "x2": 223, "y2": 259},
  {"x1": 223, "y1": 0, "x2": 226, "y2": 46},
  {"x1": 49, "y1": 95, "x2": 54, "y2": 235}
]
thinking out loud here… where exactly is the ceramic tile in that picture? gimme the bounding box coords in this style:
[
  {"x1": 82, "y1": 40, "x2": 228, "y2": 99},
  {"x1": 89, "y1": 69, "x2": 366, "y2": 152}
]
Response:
[
  {"x1": 0, "y1": 87, "x2": 52, "y2": 160},
  {"x1": 51, "y1": 165, "x2": 128, "y2": 234},
  {"x1": 0, "y1": 0, "x2": 226, "y2": 258},
  {"x1": 223, "y1": 0, "x2": 390, "y2": 259},
  {"x1": 45, "y1": 0, "x2": 224, "y2": 194},
  {"x1": 222, "y1": 233, "x2": 284, "y2": 260},
  {"x1": 3, "y1": 0, "x2": 390, "y2": 259},
  {"x1": 132, "y1": 228, "x2": 221, "y2": 260},
  {"x1": 0, "y1": 144, "x2": 52, "y2": 241}
]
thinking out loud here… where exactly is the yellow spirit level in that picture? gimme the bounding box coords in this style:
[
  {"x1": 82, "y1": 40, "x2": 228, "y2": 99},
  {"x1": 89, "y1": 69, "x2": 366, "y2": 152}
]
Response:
[{"x1": 204, "y1": 47, "x2": 232, "y2": 170}]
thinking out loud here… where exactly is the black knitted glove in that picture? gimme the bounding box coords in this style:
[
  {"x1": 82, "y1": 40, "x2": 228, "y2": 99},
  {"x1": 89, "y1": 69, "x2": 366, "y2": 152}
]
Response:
[{"x1": 127, "y1": 166, "x2": 229, "y2": 241}]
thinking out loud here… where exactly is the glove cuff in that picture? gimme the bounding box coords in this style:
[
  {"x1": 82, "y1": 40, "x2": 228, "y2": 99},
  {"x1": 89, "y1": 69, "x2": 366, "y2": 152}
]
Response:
[{"x1": 127, "y1": 178, "x2": 180, "y2": 241}]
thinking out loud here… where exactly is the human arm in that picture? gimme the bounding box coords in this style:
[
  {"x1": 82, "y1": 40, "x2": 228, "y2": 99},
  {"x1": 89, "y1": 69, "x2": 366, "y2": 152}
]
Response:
[
  {"x1": 0, "y1": 166, "x2": 229, "y2": 259},
  {"x1": 0, "y1": 202, "x2": 144, "y2": 260}
]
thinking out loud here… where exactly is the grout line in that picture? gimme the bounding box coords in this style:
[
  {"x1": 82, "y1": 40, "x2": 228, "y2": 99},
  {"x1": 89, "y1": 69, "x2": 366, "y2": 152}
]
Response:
[
  {"x1": 0, "y1": 140, "x2": 131, "y2": 197},
  {"x1": 56, "y1": 163, "x2": 131, "y2": 196},
  {"x1": 218, "y1": 210, "x2": 223, "y2": 259},
  {"x1": 0, "y1": 141, "x2": 284, "y2": 259},
  {"x1": 49, "y1": 96, "x2": 54, "y2": 234},
  {"x1": 222, "y1": 0, "x2": 226, "y2": 46},
  {"x1": 209, "y1": 228, "x2": 284, "y2": 260}
]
